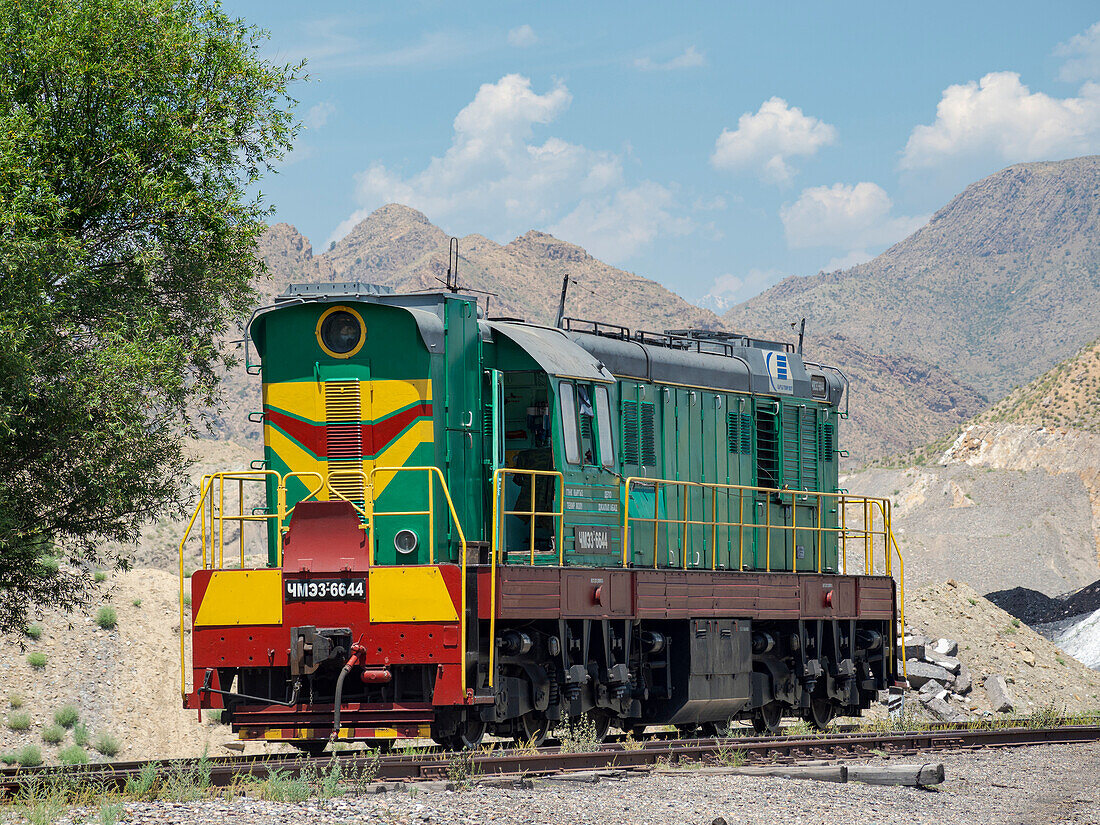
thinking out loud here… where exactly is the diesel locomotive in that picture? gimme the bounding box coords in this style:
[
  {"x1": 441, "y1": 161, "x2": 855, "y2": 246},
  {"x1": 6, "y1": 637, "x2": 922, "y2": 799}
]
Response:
[{"x1": 180, "y1": 281, "x2": 905, "y2": 752}]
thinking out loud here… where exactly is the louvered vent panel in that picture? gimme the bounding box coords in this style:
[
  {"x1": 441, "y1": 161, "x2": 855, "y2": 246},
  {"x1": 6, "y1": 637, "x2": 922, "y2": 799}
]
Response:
[
  {"x1": 819, "y1": 421, "x2": 835, "y2": 459},
  {"x1": 726, "y1": 412, "x2": 738, "y2": 454},
  {"x1": 740, "y1": 413, "x2": 752, "y2": 454},
  {"x1": 579, "y1": 414, "x2": 593, "y2": 441},
  {"x1": 324, "y1": 381, "x2": 364, "y2": 502},
  {"x1": 622, "y1": 401, "x2": 640, "y2": 465},
  {"x1": 781, "y1": 405, "x2": 801, "y2": 487},
  {"x1": 801, "y1": 409, "x2": 819, "y2": 490},
  {"x1": 639, "y1": 402, "x2": 656, "y2": 465}
]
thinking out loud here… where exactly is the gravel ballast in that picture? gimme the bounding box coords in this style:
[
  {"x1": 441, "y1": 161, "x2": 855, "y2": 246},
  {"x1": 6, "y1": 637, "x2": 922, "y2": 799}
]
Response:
[{"x1": 6, "y1": 742, "x2": 1100, "y2": 825}]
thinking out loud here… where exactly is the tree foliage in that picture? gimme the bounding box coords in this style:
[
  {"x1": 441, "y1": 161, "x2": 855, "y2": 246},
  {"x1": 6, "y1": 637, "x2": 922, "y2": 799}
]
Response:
[{"x1": 0, "y1": 0, "x2": 301, "y2": 630}]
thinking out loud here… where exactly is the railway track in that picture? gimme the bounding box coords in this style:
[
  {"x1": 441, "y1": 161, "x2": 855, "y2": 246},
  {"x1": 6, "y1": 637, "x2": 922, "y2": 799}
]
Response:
[{"x1": 3, "y1": 722, "x2": 1099, "y2": 798}]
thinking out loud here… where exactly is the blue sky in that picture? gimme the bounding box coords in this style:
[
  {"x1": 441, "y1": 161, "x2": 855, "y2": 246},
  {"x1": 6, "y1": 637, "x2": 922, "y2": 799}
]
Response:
[{"x1": 230, "y1": 1, "x2": 1100, "y2": 308}]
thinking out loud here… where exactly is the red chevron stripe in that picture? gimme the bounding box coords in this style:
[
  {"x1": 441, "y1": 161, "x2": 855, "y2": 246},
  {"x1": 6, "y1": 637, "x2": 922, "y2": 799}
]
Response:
[{"x1": 265, "y1": 403, "x2": 433, "y2": 459}]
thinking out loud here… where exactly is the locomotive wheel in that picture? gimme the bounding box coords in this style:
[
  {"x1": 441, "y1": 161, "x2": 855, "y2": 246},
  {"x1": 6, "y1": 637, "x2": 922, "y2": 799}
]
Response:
[
  {"x1": 447, "y1": 719, "x2": 487, "y2": 750},
  {"x1": 568, "y1": 711, "x2": 610, "y2": 744},
  {"x1": 808, "y1": 697, "x2": 834, "y2": 731},
  {"x1": 752, "y1": 702, "x2": 783, "y2": 735},
  {"x1": 514, "y1": 713, "x2": 549, "y2": 748}
]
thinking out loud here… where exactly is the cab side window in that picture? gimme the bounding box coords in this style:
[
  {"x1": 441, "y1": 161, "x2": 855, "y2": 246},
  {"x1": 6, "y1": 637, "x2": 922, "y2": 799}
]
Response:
[
  {"x1": 577, "y1": 384, "x2": 596, "y2": 465},
  {"x1": 595, "y1": 386, "x2": 615, "y2": 468},
  {"x1": 559, "y1": 381, "x2": 581, "y2": 465}
]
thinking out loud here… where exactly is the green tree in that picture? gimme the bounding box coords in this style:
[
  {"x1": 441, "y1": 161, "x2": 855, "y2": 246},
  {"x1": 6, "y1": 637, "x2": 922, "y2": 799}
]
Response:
[{"x1": 0, "y1": 0, "x2": 301, "y2": 630}]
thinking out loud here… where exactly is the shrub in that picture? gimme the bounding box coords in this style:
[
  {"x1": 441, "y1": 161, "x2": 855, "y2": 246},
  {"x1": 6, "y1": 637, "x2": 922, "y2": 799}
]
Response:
[
  {"x1": 0, "y1": 753, "x2": 15, "y2": 765},
  {"x1": 27, "y1": 652, "x2": 47, "y2": 669},
  {"x1": 95, "y1": 607, "x2": 118, "y2": 630},
  {"x1": 17, "y1": 745, "x2": 43, "y2": 767},
  {"x1": 41, "y1": 724, "x2": 64, "y2": 745},
  {"x1": 58, "y1": 744, "x2": 89, "y2": 765},
  {"x1": 248, "y1": 767, "x2": 310, "y2": 802},
  {"x1": 94, "y1": 732, "x2": 121, "y2": 757},
  {"x1": 24, "y1": 623, "x2": 43, "y2": 640},
  {"x1": 93, "y1": 571, "x2": 107, "y2": 583},
  {"x1": 132, "y1": 599, "x2": 142, "y2": 608},
  {"x1": 8, "y1": 711, "x2": 32, "y2": 731},
  {"x1": 53, "y1": 705, "x2": 79, "y2": 728},
  {"x1": 38, "y1": 557, "x2": 60, "y2": 575},
  {"x1": 124, "y1": 762, "x2": 161, "y2": 800},
  {"x1": 99, "y1": 802, "x2": 124, "y2": 825},
  {"x1": 73, "y1": 723, "x2": 89, "y2": 746},
  {"x1": 9, "y1": 693, "x2": 24, "y2": 709}
]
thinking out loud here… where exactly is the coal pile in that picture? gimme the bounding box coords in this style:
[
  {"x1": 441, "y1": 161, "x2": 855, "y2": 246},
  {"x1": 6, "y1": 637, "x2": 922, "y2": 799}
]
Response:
[{"x1": 987, "y1": 578, "x2": 1100, "y2": 625}]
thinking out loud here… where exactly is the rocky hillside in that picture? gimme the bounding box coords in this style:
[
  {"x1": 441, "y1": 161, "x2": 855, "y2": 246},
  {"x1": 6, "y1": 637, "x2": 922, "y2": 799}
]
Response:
[
  {"x1": 267, "y1": 204, "x2": 720, "y2": 332},
  {"x1": 243, "y1": 204, "x2": 992, "y2": 461},
  {"x1": 980, "y1": 336, "x2": 1100, "y2": 433},
  {"x1": 724, "y1": 157, "x2": 1100, "y2": 410},
  {"x1": 849, "y1": 331, "x2": 1100, "y2": 602}
]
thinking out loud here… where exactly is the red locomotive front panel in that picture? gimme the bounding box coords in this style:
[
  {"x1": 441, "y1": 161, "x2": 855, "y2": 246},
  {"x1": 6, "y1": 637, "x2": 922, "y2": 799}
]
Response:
[{"x1": 185, "y1": 501, "x2": 468, "y2": 746}]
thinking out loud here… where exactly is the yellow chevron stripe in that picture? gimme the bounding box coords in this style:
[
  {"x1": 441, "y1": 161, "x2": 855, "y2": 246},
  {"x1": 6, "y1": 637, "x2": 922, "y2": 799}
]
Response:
[{"x1": 264, "y1": 379, "x2": 432, "y2": 423}]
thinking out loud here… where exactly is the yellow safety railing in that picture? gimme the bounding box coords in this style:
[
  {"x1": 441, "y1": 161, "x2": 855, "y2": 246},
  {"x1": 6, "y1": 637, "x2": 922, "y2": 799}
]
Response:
[
  {"x1": 488, "y1": 469, "x2": 564, "y2": 687},
  {"x1": 621, "y1": 476, "x2": 906, "y2": 676},
  {"x1": 179, "y1": 466, "x2": 471, "y2": 697},
  {"x1": 490, "y1": 469, "x2": 565, "y2": 565},
  {"x1": 367, "y1": 466, "x2": 469, "y2": 694}
]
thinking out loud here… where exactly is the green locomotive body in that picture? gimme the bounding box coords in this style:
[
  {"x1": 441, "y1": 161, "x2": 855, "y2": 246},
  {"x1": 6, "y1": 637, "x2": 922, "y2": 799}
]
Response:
[{"x1": 181, "y1": 282, "x2": 903, "y2": 749}]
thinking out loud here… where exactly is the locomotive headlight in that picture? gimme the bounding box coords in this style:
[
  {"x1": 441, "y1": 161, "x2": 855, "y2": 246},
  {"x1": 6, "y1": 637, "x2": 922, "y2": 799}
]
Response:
[
  {"x1": 394, "y1": 529, "x2": 419, "y2": 555},
  {"x1": 316, "y1": 306, "x2": 365, "y2": 358},
  {"x1": 810, "y1": 374, "x2": 827, "y2": 399}
]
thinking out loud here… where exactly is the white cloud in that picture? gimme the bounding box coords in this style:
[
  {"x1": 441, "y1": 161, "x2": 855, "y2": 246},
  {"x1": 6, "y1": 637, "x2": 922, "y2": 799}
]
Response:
[
  {"x1": 634, "y1": 46, "x2": 705, "y2": 71},
  {"x1": 507, "y1": 24, "x2": 538, "y2": 47},
  {"x1": 305, "y1": 101, "x2": 336, "y2": 130},
  {"x1": 900, "y1": 71, "x2": 1100, "y2": 170},
  {"x1": 328, "y1": 74, "x2": 690, "y2": 261},
  {"x1": 1056, "y1": 21, "x2": 1100, "y2": 82},
  {"x1": 549, "y1": 182, "x2": 692, "y2": 262},
  {"x1": 289, "y1": 22, "x2": 485, "y2": 71},
  {"x1": 711, "y1": 97, "x2": 836, "y2": 184},
  {"x1": 780, "y1": 182, "x2": 925, "y2": 252},
  {"x1": 697, "y1": 269, "x2": 787, "y2": 311}
]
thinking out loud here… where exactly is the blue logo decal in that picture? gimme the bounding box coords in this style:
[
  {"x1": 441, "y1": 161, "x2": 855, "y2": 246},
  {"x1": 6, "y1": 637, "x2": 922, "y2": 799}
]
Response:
[{"x1": 765, "y1": 351, "x2": 794, "y2": 394}]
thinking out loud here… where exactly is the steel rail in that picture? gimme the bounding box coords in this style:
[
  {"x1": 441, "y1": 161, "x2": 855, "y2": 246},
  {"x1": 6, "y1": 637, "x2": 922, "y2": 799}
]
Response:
[{"x1": 3, "y1": 723, "x2": 1099, "y2": 798}]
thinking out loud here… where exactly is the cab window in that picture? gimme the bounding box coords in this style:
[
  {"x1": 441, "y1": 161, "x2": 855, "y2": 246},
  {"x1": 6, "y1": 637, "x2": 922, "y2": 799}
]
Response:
[
  {"x1": 577, "y1": 385, "x2": 596, "y2": 465},
  {"x1": 595, "y1": 386, "x2": 615, "y2": 468},
  {"x1": 559, "y1": 382, "x2": 581, "y2": 465}
]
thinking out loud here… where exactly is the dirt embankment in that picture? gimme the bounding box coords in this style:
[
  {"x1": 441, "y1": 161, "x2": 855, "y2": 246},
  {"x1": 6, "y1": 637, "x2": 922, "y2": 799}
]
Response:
[{"x1": 0, "y1": 569, "x2": 284, "y2": 762}]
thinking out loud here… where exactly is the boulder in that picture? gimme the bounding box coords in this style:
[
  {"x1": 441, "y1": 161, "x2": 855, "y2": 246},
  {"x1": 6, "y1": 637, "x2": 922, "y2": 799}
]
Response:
[
  {"x1": 932, "y1": 638, "x2": 958, "y2": 657},
  {"x1": 921, "y1": 694, "x2": 967, "y2": 723},
  {"x1": 984, "y1": 674, "x2": 1015, "y2": 713},
  {"x1": 924, "y1": 650, "x2": 962, "y2": 674},
  {"x1": 903, "y1": 659, "x2": 955, "y2": 689},
  {"x1": 902, "y1": 635, "x2": 929, "y2": 660},
  {"x1": 954, "y1": 663, "x2": 972, "y2": 695},
  {"x1": 919, "y1": 681, "x2": 948, "y2": 702}
]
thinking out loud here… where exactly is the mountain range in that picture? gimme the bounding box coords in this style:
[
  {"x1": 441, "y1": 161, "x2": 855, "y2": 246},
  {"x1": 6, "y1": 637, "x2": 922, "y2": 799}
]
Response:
[{"x1": 236, "y1": 156, "x2": 1100, "y2": 462}]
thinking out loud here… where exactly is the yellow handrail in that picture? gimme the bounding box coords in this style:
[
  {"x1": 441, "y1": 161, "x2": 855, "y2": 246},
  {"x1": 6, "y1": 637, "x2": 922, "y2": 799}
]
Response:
[
  {"x1": 488, "y1": 469, "x2": 565, "y2": 688},
  {"x1": 621, "y1": 476, "x2": 896, "y2": 578},
  {"x1": 368, "y1": 466, "x2": 469, "y2": 695}
]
